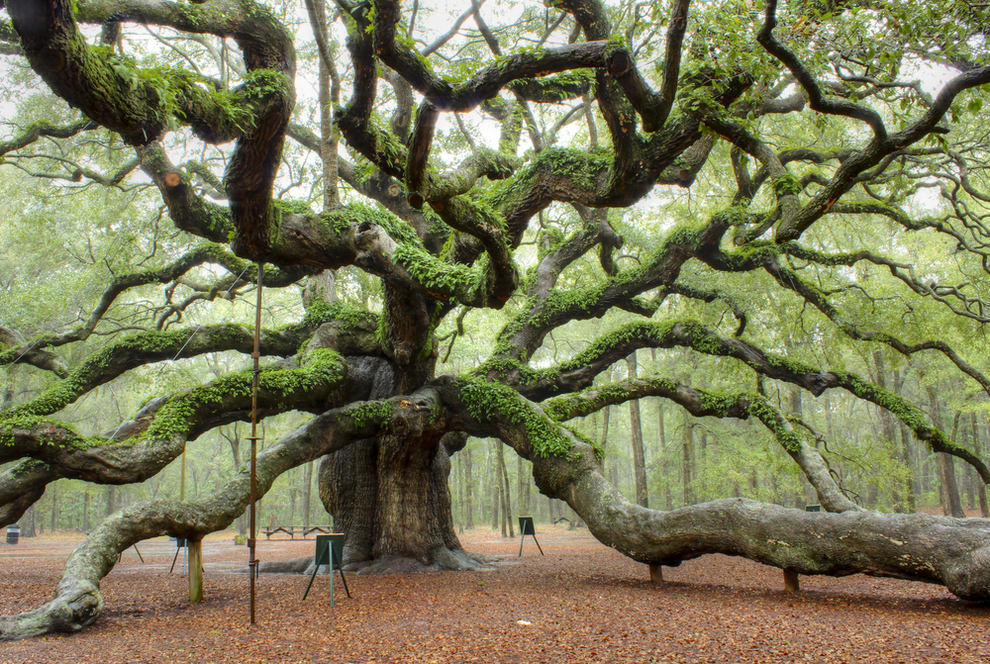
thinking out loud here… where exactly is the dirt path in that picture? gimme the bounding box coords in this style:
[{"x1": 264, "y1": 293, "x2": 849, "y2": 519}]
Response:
[{"x1": 1, "y1": 527, "x2": 988, "y2": 663}]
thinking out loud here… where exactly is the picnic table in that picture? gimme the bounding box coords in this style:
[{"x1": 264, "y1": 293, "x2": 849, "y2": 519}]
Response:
[{"x1": 262, "y1": 525, "x2": 334, "y2": 540}]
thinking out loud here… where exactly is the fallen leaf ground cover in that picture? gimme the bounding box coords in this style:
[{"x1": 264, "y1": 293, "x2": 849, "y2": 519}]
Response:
[{"x1": 1, "y1": 526, "x2": 988, "y2": 663}]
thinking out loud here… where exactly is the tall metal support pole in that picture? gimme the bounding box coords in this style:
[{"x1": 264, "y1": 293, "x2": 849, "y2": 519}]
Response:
[{"x1": 248, "y1": 262, "x2": 265, "y2": 625}]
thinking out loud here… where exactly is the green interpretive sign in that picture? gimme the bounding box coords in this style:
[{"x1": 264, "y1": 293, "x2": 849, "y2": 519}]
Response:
[
  {"x1": 303, "y1": 533, "x2": 351, "y2": 605},
  {"x1": 518, "y1": 516, "x2": 544, "y2": 557}
]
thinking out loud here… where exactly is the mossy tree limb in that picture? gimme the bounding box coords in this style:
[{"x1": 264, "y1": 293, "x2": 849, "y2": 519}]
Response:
[
  {"x1": 0, "y1": 390, "x2": 439, "y2": 640},
  {"x1": 543, "y1": 376, "x2": 859, "y2": 512},
  {"x1": 441, "y1": 376, "x2": 990, "y2": 599}
]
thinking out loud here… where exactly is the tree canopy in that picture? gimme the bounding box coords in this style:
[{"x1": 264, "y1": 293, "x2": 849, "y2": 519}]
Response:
[{"x1": 2, "y1": 0, "x2": 990, "y2": 640}]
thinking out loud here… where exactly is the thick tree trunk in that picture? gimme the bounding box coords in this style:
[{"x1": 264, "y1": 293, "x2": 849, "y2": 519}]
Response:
[
  {"x1": 320, "y1": 440, "x2": 378, "y2": 564},
  {"x1": 319, "y1": 432, "x2": 480, "y2": 571}
]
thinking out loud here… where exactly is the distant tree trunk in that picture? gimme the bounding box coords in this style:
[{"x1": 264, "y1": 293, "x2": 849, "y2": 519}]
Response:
[
  {"x1": 659, "y1": 401, "x2": 672, "y2": 509},
  {"x1": 938, "y1": 454, "x2": 966, "y2": 517},
  {"x1": 823, "y1": 393, "x2": 834, "y2": 440},
  {"x1": 682, "y1": 410, "x2": 695, "y2": 505},
  {"x1": 601, "y1": 404, "x2": 611, "y2": 446},
  {"x1": 517, "y1": 456, "x2": 530, "y2": 516},
  {"x1": 455, "y1": 452, "x2": 465, "y2": 533},
  {"x1": 20, "y1": 505, "x2": 36, "y2": 538},
  {"x1": 928, "y1": 388, "x2": 965, "y2": 518},
  {"x1": 899, "y1": 422, "x2": 918, "y2": 512},
  {"x1": 491, "y1": 441, "x2": 500, "y2": 532},
  {"x1": 657, "y1": 401, "x2": 666, "y2": 447},
  {"x1": 302, "y1": 461, "x2": 313, "y2": 528},
  {"x1": 627, "y1": 351, "x2": 649, "y2": 508},
  {"x1": 872, "y1": 354, "x2": 902, "y2": 509},
  {"x1": 974, "y1": 413, "x2": 989, "y2": 518},
  {"x1": 289, "y1": 473, "x2": 297, "y2": 525},
  {"x1": 49, "y1": 482, "x2": 58, "y2": 533},
  {"x1": 497, "y1": 442, "x2": 514, "y2": 537},
  {"x1": 82, "y1": 492, "x2": 90, "y2": 532},
  {"x1": 464, "y1": 447, "x2": 475, "y2": 529},
  {"x1": 223, "y1": 426, "x2": 247, "y2": 535},
  {"x1": 960, "y1": 422, "x2": 977, "y2": 511}
]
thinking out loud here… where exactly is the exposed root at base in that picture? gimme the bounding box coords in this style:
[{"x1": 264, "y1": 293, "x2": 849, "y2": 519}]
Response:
[{"x1": 258, "y1": 547, "x2": 494, "y2": 576}]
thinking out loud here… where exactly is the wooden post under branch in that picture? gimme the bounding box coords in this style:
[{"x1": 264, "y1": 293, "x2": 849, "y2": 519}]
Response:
[
  {"x1": 649, "y1": 563, "x2": 664, "y2": 584},
  {"x1": 188, "y1": 540, "x2": 203, "y2": 602},
  {"x1": 783, "y1": 569, "x2": 801, "y2": 593}
]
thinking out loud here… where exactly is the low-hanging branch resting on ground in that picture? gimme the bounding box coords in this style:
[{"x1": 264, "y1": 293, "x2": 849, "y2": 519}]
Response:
[
  {"x1": 441, "y1": 379, "x2": 990, "y2": 600},
  {"x1": 0, "y1": 390, "x2": 439, "y2": 641}
]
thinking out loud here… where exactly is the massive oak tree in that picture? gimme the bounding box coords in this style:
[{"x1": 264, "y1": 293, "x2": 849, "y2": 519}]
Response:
[{"x1": 2, "y1": 0, "x2": 990, "y2": 640}]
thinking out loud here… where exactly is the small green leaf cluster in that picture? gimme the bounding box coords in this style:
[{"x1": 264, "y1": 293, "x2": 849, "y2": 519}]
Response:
[
  {"x1": 348, "y1": 401, "x2": 394, "y2": 429},
  {"x1": 395, "y1": 244, "x2": 471, "y2": 292}
]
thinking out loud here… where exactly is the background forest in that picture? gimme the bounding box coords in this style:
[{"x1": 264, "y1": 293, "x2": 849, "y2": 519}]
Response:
[{"x1": 3, "y1": 3, "x2": 988, "y2": 534}]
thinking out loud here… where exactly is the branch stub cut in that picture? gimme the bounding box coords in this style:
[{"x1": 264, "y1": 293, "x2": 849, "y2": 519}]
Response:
[
  {"x1": 407, "y1": 192, "x2": 425, "y2": 209},
  {"x1": 608, "y1": 51, "x2": 632, "y2": 78}
]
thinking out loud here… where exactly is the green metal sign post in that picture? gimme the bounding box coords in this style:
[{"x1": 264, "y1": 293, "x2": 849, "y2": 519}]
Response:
[
  {"x1": 518, "y1": 516, "x2": 544, "y2": 557},
  {"x1": 169, "y1": 538, "x2": 188, "y2": 574},
  {"x1": 303, "y1": 533, "x2": 351, "y2": 605}
]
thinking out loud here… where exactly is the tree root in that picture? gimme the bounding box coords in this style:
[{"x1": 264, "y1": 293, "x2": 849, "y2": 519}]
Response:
[{"x1": 261, "y1": 547, "x2": 491, "y2": 575}]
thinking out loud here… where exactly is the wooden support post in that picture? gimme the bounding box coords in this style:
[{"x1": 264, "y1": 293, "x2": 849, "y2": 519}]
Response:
[
  {"x1": 783, "y1": 569, "x2": 800, "y2": 593},
  {"x1": 188, "y1": 540, "x2": 203, "y2": 602},
  {"x1": 649, "y1": 564, "x2": 664, "y2": 584}
]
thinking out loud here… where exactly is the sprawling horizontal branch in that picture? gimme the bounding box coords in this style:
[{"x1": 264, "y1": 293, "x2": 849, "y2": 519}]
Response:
[
  {"x1": 773, "y1": 57, "x2": 990, "y2": 241},
  {"x1": 695, "y1": 241, "x2": 990, "y2": 395},
  {"x1": 541, "y1": 376, "x2": 858, "y2": 512},
  {"x1": 0, "y1": 327, "x2": 69, "y2": 377},
  {"x1": 572, "y1": 490, "x2": 990, "y2": 598},
  {"x1": 0, "y1": 348, "x2": 356, "y2": 528},
  {"x1": 0, "y1": 348, "x2": 347, "y2": 465},
  {"x1": 3, "y1": 323, "x2": 327, "y2": 421},
  {"x1": 0, "y1": 119, "x2": 97, "y2": 157},
  {"x1": 7, "y1": 0, "x2": 298, "y2": 259},
  {"x1": 265, "y1": 204, "x2": 516, "y2": 309},
  {"x1": 482, "y1": 318, "x2": 989, "y2": 481},
  {"x1": 439, "y1": 376, "x2": 990, "y2": 600},
  {"x1": 494, "y1": 214, "x2": 734, "y2": 362},
  {"x1": 0, "y1": 388, "x2": 444, "y2": 639},
  {"x1": 8, "y1": 0, "x2": 292, "y2": 144},
  {"x1": 0, "y1": 245, "x2": 261, "y2": 368},
  {"x1": 758, "y1": 0, "x2": 887, "y2": 141},
  {"x1": 370, "y1": 0, "x2": 610, "y2": 112}
]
